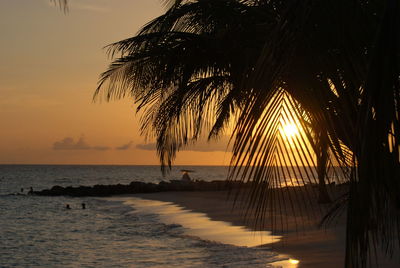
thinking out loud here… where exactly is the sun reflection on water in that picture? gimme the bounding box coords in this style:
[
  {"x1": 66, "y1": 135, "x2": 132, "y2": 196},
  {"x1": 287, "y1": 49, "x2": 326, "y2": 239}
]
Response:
[
  {"x1": 268, "y1": 257, "x2": 300, "y2": 268},
  {"x1": 289, "y1": 258, "x2": 300, "y2": 264}
]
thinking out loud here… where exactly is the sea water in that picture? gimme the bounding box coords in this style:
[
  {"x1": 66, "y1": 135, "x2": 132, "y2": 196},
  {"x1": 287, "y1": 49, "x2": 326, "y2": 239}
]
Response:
[{"x1": 0, "y1": 165, "x2": 297, "y2": 267}]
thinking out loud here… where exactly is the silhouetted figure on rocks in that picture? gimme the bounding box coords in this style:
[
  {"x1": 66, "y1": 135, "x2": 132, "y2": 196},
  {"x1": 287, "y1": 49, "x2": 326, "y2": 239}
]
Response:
[
  {"x1": 81, "y1": 203, "x2": 86, "y2": 209},
  {"x1": 65, "y1": 204, "x2": 71, "y2": 209},
  {"x1": 180, "y1": 170, "x2": 194, "y2": 182}
]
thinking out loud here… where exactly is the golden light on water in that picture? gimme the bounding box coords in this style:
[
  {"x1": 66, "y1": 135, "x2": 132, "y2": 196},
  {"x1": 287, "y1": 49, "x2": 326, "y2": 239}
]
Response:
[
  {"x1": 117, "y1": 197, "x2": 282, "y2": 247},
  {"x1": 269, "y1": 257, "x2": 300, "y2": 267},
  {"x1": 289, "y1": 259, "x2": 300, "y2": 265}
]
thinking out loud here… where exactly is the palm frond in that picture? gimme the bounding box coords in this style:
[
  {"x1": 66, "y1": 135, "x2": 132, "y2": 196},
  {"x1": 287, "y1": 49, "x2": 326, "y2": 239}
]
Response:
[
  {"x1": 96, "y1": 0, "x2": 400, "y2": 266},
  {"x1": 50, "y1": 0, "x2": 68, "y2": 13}
]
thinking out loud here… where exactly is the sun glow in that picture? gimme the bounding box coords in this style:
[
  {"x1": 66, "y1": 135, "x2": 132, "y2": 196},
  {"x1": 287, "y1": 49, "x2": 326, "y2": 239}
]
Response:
[
  {"x1": 289, "y1": 259, "x2": 300, "y2": 265},
  {"x1": 282, "y1": 123, "x2": 299, "y2": 138},
  {"x1": 269, "y1": 258, "x2": 300, "y2": 267}
]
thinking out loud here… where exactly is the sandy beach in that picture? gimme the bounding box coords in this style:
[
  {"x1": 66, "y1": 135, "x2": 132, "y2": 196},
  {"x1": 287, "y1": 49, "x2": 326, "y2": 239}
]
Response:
[{"x1": 134, "y1": 188, "x2": 398, "y2": 267}]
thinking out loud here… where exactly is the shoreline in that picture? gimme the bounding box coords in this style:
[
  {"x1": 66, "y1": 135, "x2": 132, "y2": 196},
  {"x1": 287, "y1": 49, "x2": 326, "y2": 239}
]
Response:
[
  {"x1": 129, "y1": 187, "x2": 398, "y2": 268},
  {"x1": 133, "y1": 190, "x2": 347, "y2": 268},
  {"x1": 32, "y1": 179, "x2": 399, "y2": 267}
]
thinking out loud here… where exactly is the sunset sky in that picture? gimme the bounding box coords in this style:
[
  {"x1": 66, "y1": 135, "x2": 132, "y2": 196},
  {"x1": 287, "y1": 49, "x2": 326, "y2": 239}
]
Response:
[{"x1": 0, "y1": 0, "x2": 231, "y2": 165}]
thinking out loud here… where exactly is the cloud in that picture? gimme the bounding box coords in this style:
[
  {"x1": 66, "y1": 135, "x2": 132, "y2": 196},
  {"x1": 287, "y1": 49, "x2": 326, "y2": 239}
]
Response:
[
  {"x1": 135, "y1": 136, "x2": 232, "y2": 152},
  {"x1": 53, "y1": 137, "x2": 110, "y2": 151},
  {"x1": 116, "y1": 141, "x2": 133, "y2": 150},
  {"x1": 53, "y1": 137, "x2": 90, "y2": 150},
  {"x1": 136, "y1": 143, "x2": 156, "y2": 151}
]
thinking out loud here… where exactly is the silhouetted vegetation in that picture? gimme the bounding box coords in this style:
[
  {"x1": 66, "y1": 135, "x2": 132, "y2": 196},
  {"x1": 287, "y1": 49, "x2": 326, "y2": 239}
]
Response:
[{"x1": 64, "y1": 0, "x2": 399, "y2": 266}]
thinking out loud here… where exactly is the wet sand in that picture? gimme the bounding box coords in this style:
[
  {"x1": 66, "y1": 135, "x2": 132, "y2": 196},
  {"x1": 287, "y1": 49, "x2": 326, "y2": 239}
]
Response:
[{"x1": 133, "y1": 187, "x2": 398, "y2": 267}]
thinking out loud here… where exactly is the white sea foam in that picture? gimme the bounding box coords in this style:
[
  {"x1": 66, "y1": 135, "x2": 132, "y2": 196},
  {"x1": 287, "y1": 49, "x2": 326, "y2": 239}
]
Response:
[
  {"x1": 1, "y1": 165, "x2": 300, "y2": 267},
  {"x1": 111, "y1": 196, "x2": 300, "y2": 267}
]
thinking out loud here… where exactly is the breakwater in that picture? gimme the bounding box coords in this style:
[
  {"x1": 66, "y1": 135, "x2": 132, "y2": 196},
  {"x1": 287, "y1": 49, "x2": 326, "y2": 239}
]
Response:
[{"x1": 34, "y1": 180, "x2": 247, "y2": 197}]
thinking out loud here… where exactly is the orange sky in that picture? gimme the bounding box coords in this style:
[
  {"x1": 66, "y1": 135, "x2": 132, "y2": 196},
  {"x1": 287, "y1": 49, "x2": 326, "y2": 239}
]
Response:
[{"x1": 0, "y1": 0, "x2": 231, "y2": 165}]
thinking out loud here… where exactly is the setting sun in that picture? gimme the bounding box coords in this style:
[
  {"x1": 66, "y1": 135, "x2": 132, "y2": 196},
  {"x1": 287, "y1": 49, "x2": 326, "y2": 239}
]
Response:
[
  {"x1": 1, "y1": 1, "x2": 396, "y2": 268},
  {"x1": 282, "y1": 123, "x2": 299, "y2": 138}
]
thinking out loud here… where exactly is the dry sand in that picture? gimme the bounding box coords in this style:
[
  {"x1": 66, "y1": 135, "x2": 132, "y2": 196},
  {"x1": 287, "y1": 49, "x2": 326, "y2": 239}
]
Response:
[{"x1": 133, "y1": 187, "x2": 398, "y2": 267}]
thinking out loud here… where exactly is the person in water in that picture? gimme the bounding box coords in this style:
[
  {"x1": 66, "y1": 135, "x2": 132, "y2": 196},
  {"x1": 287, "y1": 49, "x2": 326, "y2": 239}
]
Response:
[
  {"x1": 28, "y1": 187, "x2": 34, "y2": 195},
  {"x1": 81, "y1": 203, "x2": 86, "y2": 209},
  {"x1": 65, "y1": 204, "x2": 71, "y2": 209}
]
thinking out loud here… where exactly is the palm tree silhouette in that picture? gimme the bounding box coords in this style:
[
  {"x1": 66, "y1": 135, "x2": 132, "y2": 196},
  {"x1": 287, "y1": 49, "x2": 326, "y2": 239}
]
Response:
[
  {"x1": 95, "y1": 0, "x2": 400, "y2": 267},
  {"x1": 240, "y1": 1, "x2": 400, "y2": 267},
  {"x1": 96, "y1": 2, "x2": 336, "y2": 197}
]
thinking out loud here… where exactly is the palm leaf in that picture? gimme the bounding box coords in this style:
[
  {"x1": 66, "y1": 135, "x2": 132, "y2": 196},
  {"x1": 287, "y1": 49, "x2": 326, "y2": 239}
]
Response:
[
  {"x1": 50, "y1": 0, "x2": 68, "y2": 12},
  {"x1": 96, "y1": 0, "x2": 400, "y2": 266}
]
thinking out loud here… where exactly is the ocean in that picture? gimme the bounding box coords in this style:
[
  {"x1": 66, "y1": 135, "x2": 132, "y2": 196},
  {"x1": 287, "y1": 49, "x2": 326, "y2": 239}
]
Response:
[{"x1": 0, "y1": 165, "x2": 296, "y2": 267}]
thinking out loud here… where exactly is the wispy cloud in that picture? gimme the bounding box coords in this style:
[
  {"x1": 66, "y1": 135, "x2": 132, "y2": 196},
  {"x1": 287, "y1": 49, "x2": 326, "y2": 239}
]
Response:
[
  {"x1": 53, "y1": 136, "x2": 230, "y2": 153},
  {"x1": 116, "y1": 141, "x2": 133, "y2": 150},
  {"x1": 53, "y1": 137, "x2": 90, "y2": 150},
  {"x1": 136, "y1": 143, "x2": 156, "y2": 151},
  {"x1": 53, "y1": 136, "x2": 110, "y2": 151}
]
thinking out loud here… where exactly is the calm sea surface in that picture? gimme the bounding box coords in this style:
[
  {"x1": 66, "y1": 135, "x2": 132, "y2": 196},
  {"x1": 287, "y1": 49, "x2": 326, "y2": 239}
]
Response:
[{"x1": 0, "y1": 165, "x2": 291, "y2": 268}]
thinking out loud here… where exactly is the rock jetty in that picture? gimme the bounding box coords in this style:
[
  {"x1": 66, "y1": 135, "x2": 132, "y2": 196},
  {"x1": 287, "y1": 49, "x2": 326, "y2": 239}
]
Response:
[{"x1": 34, "y1": 180, "x2": 248, "y2": 197}]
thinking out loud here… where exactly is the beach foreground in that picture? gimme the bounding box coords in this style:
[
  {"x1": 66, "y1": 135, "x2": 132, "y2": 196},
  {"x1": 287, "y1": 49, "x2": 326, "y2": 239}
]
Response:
[{"x1": 133, "y1": 189, "x2": 398, "y2": 268}]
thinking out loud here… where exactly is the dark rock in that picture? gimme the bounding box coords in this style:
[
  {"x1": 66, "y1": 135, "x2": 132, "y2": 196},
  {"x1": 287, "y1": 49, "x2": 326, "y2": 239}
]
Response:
[{"x1": 33, "y1": 180, "x2": 250, "y2": 197}]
